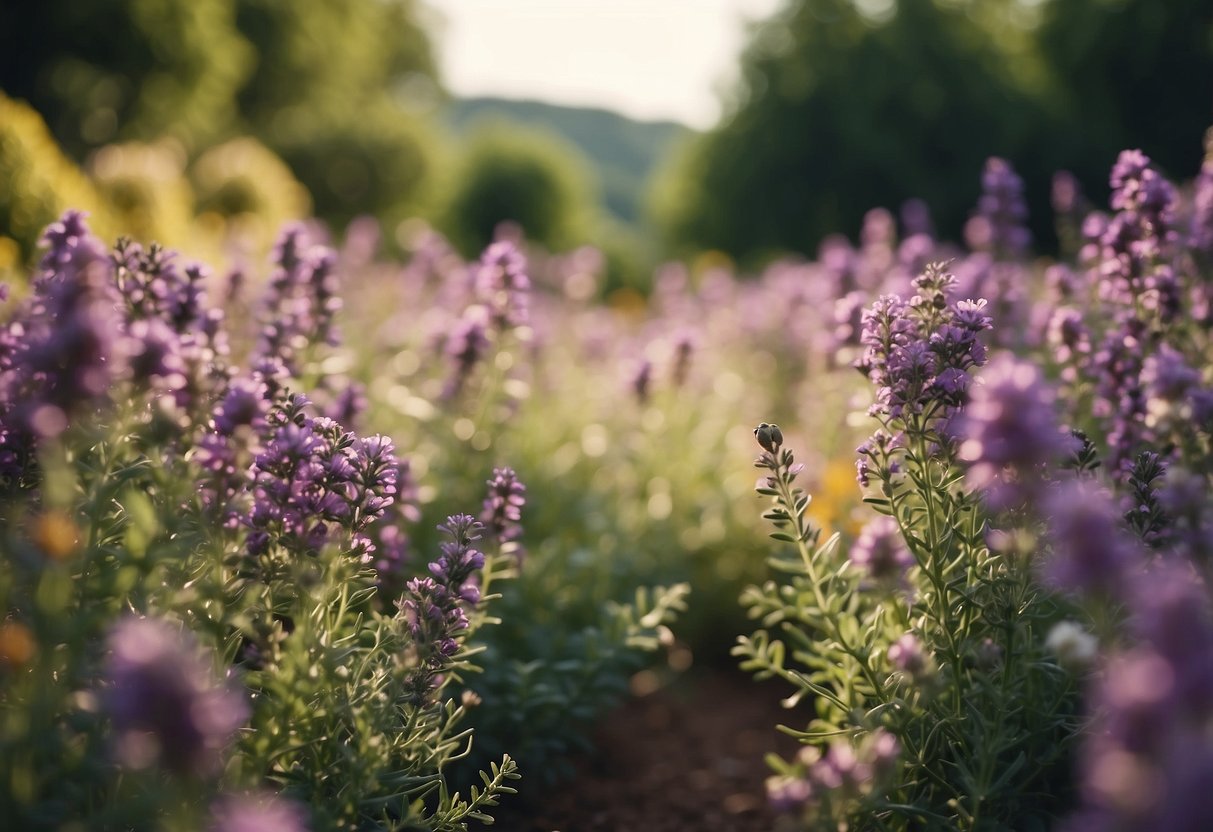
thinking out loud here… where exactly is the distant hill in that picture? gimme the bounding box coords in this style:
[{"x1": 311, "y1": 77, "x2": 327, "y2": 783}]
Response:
[{"x1": 445, "y1": 96, "x2": 693, "y2": 227}]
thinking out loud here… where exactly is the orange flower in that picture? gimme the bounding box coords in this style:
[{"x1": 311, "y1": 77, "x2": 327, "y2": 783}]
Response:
[
  {"x1": 0, "y1": 621, "x2": 35, "y2": 668},
  {"x1": 31, "y1": 510, "x2": 80, "y2": 561}
]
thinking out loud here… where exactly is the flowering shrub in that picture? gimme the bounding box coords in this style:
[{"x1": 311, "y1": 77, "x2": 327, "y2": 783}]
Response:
[
  {"x1": 739, "y1": 138, "x2": 1213, "y2": 831},
  {"x1": 0, "y1": 213, "x2": 522, "y2": 829},
  {"x1": 4, "y1": 102, "x2": 1213, "y2": 832},
  {"x1": 334, "y1": 230, "x2": 697, "y2": 785},
  {"x1": 738, "y1": 270, "x2": 1081, "y2": 828}
]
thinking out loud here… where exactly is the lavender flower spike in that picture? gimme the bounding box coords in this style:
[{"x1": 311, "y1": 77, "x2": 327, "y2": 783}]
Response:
[
  {"x1": 965, "y1": 157, "x2": 1031, "y2": 257},
  {"x1": 482, "y1": 466, "x2": 527, "y2": 562},
  {"x1": 849, "y1": 515, "x2": 913, "y2": 584},
  {"x1": 959, "y1": 354, "x2": 1073, "y2": 511},
  {"x1": 103, "y1": 616, "x2": 248, "y2": 776},
  {"x1": 475, "y1": 239, "x2": 530, "y2": 329}
]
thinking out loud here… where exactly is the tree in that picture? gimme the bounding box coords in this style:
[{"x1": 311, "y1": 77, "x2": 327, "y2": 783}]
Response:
[
  {"x1": 1034, "y1": 0, "x2": 1213, "y2": 186},
  {"x1": 658, "y1": 0, "x2": 1212, "y2": 263},
  {"x1": 0, "y1": 0, "x2": 252, "y2": 155},
  {"x1": 441, "y1": 121, "x2": 601, "y2": 256},
  {"x1": 0, "y1": 0, "x2": 443, "y2": 231}
]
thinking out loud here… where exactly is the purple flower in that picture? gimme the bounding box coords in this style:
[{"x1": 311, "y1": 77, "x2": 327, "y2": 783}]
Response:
[
  {"x1": 849, "y1": 515, "x2": 913, "y2": 583},
  {"x1": 3, "y1": 212, "x2": 124, "y2": 439},
  {"x1": 1087, "y1": 150, "x2": 1180, "y2": 324},
  {"x1": 629, "y1": 358, "x2": 652, "y2": 403},
  {"x1": 1110, "y1": 150, "x2": 1176, "y2": 222},
  {"x1": 1158, "y1": 467, "x2": 1213, "y2": 562},
  {"x1": 396, "y1": 514, "x2": 493, "y2": 704},
  {"x1": 1091, "y1": 319, "x2": 1149, "y2": 478},
  {"x1": 1046, "y1": 307, "x2": 1091, "y2": 382},
  {"x1": 1191, "y1": 154, "x2": 1213, "y2": 254},
  {"x1": 244, "y1": 396, "x2": 398, "y2": 560},
  {"x1": 766, "y1": 774, "x2": 814, "y2": 813},
  {"x1": 959, "y1": 354, "x2": 1074, "y2": 510},
  {"x1": 1039, "y1": 480, "x2": 1141, "y2": 598},
  {"x1": 965, "y1": 157, "x2": 1031, "y2": 257},
  {"x1": 443, "y1": 308, "x2": 490, "y2": 400},
  {"x1": 1052, "y1": 170, "x2": 1083, "y2": 217},
  {"x1": 481, "y1": 467, "x2": 527, "y2": 561},
  {"x1": 1141, "y1": 343, "x2": 1204, "y2": 431},
  {"x1": 1064, "y1": 554, "x2": 1213, "y2": 832},
  {"x1": 856, "y1": 265, "x2": 992, "y2": 440},
  {"x1": 208, "y1": 792, "x2": 309, "y2": 832},
  {"x1": 430, "y1": 514, "x2": 486, "y2": 597},
  {"x1": 773, "y1": 728, "x2": 901, "y2": 817},
  {"x1": 213, "y1": 376, "x2": 270, "y2": 435},
  {"x1": 252, "y1": 225, "x2": 343, "y2": 381},
  {"x1": 670, "y1": 330, "x2": 695, "y2": 388},
  {"x1": 887, "y1": 633, "x2": 928, "y2": 677},
  {"x1": 831, "y1": 291, "x2": 867, "y2": 353},
  {"x1": 103, "y1": 616, "x2": 248, "y2": 776},
  {"x1": 901, "y1": 198, "x2": 934, "y2": 238},
  {"x1": 475, "y1": 240, "x2": 530, "y2": 329},
  {"x1": 36, "y1": 210, "x2": 109, "y2": 288},
  {"x1": 369, "y1": 458, "x2": 421, "y2": 590},
  {"x1": 326, "y1": 382, "x2": 367, "y2": 428},
  {"x1": 1126, "y1": 563, "x2": 1213, "y2": 704}
]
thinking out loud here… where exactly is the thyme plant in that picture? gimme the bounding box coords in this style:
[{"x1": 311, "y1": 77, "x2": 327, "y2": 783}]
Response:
[
  {"x1": 0, "y1": 213, "x2": 520, "y2": 830},
  {"x1": 737, "y1": 265, "x2": 1083, "y2": 830}
]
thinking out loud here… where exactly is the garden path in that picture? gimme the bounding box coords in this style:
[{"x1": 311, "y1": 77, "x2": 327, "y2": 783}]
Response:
[{"x1": 476, "y1": 668, "x2": 800, "y2": 832}]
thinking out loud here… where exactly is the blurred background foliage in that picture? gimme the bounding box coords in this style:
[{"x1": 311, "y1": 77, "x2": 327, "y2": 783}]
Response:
[
  {"x1": 658, "y1": 0, "x2": 1213, "y2": 264},
  {"x1": 0, "y1": 0, "x2": 443, "y2": 263},
  {"x1": 1, "y1": 0, "x2": 1211, "y2": 274},
  {"x1": 437, "y1": 119, "x2": 600, "y2": 257}
]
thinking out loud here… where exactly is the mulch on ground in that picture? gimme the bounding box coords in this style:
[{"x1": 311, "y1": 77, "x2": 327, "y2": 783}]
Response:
[{"x1": 476, "y1": 667, "x2": 803, "y2": 832}]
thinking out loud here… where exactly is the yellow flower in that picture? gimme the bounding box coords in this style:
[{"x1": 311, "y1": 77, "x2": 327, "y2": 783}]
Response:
[
  {"x1": 0, "y1": 621, "x2": 35, "y2": 668},
  {"x1": 809, "y1": 457, "x2": 864, "y2": 537},
  {"x1": 31, "y1": 510, "x2": 80, "y2": 562}
]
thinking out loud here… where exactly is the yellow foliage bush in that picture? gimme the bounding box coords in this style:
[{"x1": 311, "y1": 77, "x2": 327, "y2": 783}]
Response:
[
  {"x1": 190, "y1": 136, "x2": 311, "y2": 251},
  {"x1": 87, "y1": 139, "x2": 195, "y2": 249},
  {"x1": 0, "y1": 92, "x2": 113, "y2": 265}
]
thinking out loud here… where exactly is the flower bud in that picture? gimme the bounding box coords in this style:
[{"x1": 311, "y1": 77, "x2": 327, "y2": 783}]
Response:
[{"x1": 754, "y1": 422, "x2": 784, "y2": 453}]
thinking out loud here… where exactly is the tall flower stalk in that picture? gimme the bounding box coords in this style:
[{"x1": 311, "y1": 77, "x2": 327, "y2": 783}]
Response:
[{"x1": 739, "y1": 264, "x2": 1083, "y2": 831}]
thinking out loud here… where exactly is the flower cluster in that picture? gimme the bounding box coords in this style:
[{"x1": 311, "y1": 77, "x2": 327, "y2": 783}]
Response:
[
  {"x1": 207, "y1": 792, "x2": 309, "y2": 832},
  {"x1": 965, "y1": 157, "x2": 1031, "y2": 258},
  {"x1": 0, "y1": 212, "x2": 121, "y2": 452},
  {"x1": 244, "y1": 394, "x2": 399, "y2": 561},
  {"x1": 1, "y1": 212, "x2": 536, "y2": 830},
  {"x1": 766, "y1": 731, "x2": 900, "y2": 819},
  {"x1": 441, "y1": 239, "x2": 531, "y2": 400},
  {"x1": 252, "y1": 224, "x2": 342, "y2": 388},
  {"x1": 857, "y1": 263, "x2": 992, "y2": 429},
  {"x1": 959, "y1": 354, "x2": 1077, "y2": 511},
  {"x1": 475, "y1": 240, "x2": 530, "y2": 329},
  {"x1": 848, "y1": 514, "x2": 912, "y2": 585},
  {"x1": 1061, "y1": 558, "x2": 1213, "y2": 832},
  {"x1": 481, "y1": 466, "x2": 527, "y2": 562},
  {"x1": 103, "y1": 616, "x2": 248, "y2": 777},
  {"x1": 112, "y1": 236, "x2": 230, "y2": 412},
  {"x1": 397, "y1": 514, "x2": 488, "y2": 704}
]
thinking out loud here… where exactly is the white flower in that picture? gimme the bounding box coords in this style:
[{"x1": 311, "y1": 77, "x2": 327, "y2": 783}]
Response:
[{"x1": 1045, "y1": 621, "x2": 1099, "y2": 669}]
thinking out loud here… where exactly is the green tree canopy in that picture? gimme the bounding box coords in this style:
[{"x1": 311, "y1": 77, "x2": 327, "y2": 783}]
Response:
[
  {"x1": 658, "y1": 0, "x2": 1213, "y2": 263},
  {"x1": 1034, "y1": 0, "x2": 1213, "y2": 187},
  {"x1": 0, "y1": 0, "x2": 442, "y2": 230},
  {"x1": 0, "y1": 0, "x2": 253, "y2": 155},
  {"x1": 441, "y1": 121, "x2": 602, "y2": 256}
]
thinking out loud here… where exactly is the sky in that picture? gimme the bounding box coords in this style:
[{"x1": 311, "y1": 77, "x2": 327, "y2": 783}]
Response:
[{"x1": 429, "y1": 0, "x2": 784, "y2": 129}]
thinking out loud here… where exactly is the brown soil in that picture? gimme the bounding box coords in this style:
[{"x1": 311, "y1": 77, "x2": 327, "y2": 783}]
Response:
[{"x1": 475, "y1": 668, "x2": 803, "y2": 832}]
